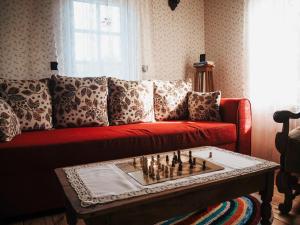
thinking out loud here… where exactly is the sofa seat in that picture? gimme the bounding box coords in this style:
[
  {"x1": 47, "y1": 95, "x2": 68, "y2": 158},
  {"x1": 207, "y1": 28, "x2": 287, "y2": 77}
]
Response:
[
  {"x1": 0, "y1": 98, "x2": 251, "y2": 221},
  {"x1": 0, "y1": 121, "x2": 236, "y2": 173}
]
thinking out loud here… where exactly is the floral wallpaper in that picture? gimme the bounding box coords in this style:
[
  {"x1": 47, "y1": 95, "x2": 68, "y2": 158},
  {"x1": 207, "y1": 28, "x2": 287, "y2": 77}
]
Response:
[
  {"x1": 0, "y1": 0, "x2": 56, "y2": 80},
  {"x1": 204, "y1": 0, "x2": 246, "y2": 98},
  {"x1": 0, "y1": 0, "x2": 205, "y2": 82},
  {"x1": 151, "y1": 0, "x2": 205, "y2": 81}
]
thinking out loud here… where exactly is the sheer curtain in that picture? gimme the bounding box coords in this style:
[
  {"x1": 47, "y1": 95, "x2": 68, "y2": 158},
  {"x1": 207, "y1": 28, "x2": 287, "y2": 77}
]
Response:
[
  {"x1": 53, "y1": 0, "x2": 153, "y2": 80},
  {"x1": 246, "y1": 0, "x2": 300, "y2": 161}
]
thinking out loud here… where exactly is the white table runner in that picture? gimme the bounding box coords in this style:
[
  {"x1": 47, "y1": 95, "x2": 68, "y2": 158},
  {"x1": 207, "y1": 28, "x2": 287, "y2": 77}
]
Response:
[{"x1": 64, "y1": 146, "x2": 278, "y2": 207}]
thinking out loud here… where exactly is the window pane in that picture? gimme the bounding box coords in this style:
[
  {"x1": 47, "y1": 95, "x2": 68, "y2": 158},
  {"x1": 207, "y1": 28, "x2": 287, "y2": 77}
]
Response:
[
  {"x1": 75, "y1": 33, "x2": 98, "y2": 61},
  {"x1": 100, "y1": 5, "x2": 120, "y2": 33},
  {"x1": 100, "y1": 35, "x2": 121, "y2": 62},
  {"x1": 73, "y1": 1, "x2": 96, "y2": 30}
]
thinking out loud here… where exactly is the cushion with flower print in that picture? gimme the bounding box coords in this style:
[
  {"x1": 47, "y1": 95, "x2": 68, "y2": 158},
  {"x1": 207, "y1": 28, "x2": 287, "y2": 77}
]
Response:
[
  {"x1": 51, "y1": 75, "x2": 109, "y2": 128},
  {"x1": 0, "y1": 98, "x2": 21, "y2": 142},
  {"x1": 108, "y1": 77, "x2": 155, "y2": 125},
  {"x1": 154, "y1": 80, "x2": 192, "y2": 121},
  {"x1": 188, "y1": 91, "x2": 222, "y2": 121},
  {"x1": 0, "y1": 78, "x2": 53, "y2": 130}
]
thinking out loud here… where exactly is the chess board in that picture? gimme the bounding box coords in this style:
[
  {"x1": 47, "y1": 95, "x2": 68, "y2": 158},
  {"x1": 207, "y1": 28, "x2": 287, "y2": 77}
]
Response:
[{"x1": 116, "y1": 152, "x2": 224, "y2": 186}]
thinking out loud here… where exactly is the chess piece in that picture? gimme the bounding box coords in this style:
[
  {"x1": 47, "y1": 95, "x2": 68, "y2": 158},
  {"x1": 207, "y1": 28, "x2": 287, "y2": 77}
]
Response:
[
  {"x1": 209, "y1": 152, "x2": 212, "y2": 158},
  {"x1": 202, "y1": 160, "x2": 206, "y2": 170},
  {"x1": 170, "y1": 167, "x2": 174, "y2": 177},
  {"x1": 151, "y1": 155, "x2": 155, "y2": 163},
  {"x1": 173, "y1": 152, "x2": 178, "y2": 163},
  {"x1": 166, "y1": 155, "x2": 169, "y2": 163},
  {"x1": 161, "y1": 164, "x2": 165, "y2": 171},
  {"x1": 156, "y1": 170, "x2": 160, "y2": 180},
  {"x1": 177, "y1": 150, "x2": 182, "y2": 163},
  {"x1": 171, "y1": 159, "x2": 176, "y2": 167},
  {"x1": 158, "y1": 162, "x2": 161, "y2": 170},
  {"x1": 133, "y1": 157, "x2": 136, "y2": 167},
  {"x1": 193, "y1": 157, "x2": 196, "y2": 166},
  {"x1": 165, "y1": 166, "x2": 169, "y2": 174},
  {"x1": 189, "y1": 163, "x2": 193, "y2": 169},
  {"x1": 157, "y1": 154, "x2": 160, "y2": 160},
  {"x1": 189, "y1": 155, "x2": 193, "y2": 164},
  {"x1": 178, "y1": 162, "x2": 183, "y2": 171}
]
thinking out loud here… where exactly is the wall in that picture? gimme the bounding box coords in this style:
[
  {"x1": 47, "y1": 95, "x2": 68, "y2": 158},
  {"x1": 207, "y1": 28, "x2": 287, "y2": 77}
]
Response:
[
  {"x1": 204, "y1": 0, "x2": 246, "y2": 98},
  {"x1": 151, "y1": 0, "x2": 205, "y2": 81},
  {"x1": 0, "y1": 0, "x2": 56, "y2": 80},
  {"x1": 0, "y1": 0, "x2": 205, "y2": 81}
]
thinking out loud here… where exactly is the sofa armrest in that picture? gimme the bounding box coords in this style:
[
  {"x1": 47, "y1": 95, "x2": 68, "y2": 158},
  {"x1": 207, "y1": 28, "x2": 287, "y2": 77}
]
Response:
[{"x1": 220, "y1": 98, "x2": 252, "y2": 155}]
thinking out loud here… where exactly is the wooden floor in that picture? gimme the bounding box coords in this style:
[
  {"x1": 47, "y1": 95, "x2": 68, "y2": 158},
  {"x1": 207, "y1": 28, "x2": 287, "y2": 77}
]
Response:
[{"x1": 6, "y1": 186, "x2": 300, "y2": 225}]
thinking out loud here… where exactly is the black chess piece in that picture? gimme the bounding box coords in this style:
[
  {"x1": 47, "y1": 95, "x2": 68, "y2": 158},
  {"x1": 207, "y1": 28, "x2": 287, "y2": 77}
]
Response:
[
  {"x1": 193, "y1": 157, "x2": 196, "y2": 165},
  {"x1": 178, "y1": 162, "x2": 183, "y2": 171},
  {"x1": 189, "y1": 155, "x2": 193, "y2": 164},
  {"x1": 166, "y1": 155, "x2": 169, "y2": 163},
  {"x1": 173, "y1": 152, "x2": 178, "y2": 163},
  {"x1": 177, "y1": 150, "x2": 182, "y2": 164},
  {"x1": 171, "y1": 159, "x2": 175, "y2": 167},
  {"x1": 202, "y1": 160, "x2": 206, "y2": 170}
]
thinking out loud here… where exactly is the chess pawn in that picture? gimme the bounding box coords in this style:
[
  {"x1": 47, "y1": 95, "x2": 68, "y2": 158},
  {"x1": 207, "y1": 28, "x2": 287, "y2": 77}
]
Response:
[
  {"x1": 189, "y1": 150, "x2": 192, "y2": 157},
  {"x1": 156, "y1": 170, "x2": 160, "y2": 180},
  {"x1": 209, "y1": 152, "x2": 212, "y2": 158},
  {"x1": 151, "y1": 155, "x2": 155, "y2": 163},
  {"x1": 173, "y1": 152, "x2": 178, "y2": 163},
  {"x1": 133, "y1": 157, "x2": 136, "y2": 167},
  {"x1": 202, "y1": 160, "x2": 206, "y2": 170},
  {"x1": 170, "y1": 167, "x2": 174, "y2": 177},
  {"x1": 166, "y1": 155, "x2": 169, "y2": 164},
  {"x1": 193, "y1": 157, "x2": 196, "y2": 166}
]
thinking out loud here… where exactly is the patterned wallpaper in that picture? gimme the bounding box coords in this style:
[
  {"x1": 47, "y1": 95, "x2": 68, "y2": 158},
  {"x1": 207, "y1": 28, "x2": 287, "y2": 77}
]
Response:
[
  {"x1": 0, "y1": 0, "x2": 56, "y2": 80},
  {"x1": 204, "y1": 0, "x2": 246, "y2": 98},
  {"x1": 151, "y1": 0, "x2": 205, "y2": 81},
  {"x1": 0, "y1": 0, "x2": 205, "y2": 81}
]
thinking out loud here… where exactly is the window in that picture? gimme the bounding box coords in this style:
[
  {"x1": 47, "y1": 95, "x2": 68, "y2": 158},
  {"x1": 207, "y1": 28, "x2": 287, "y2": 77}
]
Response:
[{"x1": 64, "y1": 0, "x2": 138, "y2": 79}]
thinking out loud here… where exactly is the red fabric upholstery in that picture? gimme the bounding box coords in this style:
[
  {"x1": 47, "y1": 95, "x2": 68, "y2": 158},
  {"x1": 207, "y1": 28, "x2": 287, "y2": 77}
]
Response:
[{"x1": 0, "y1": 98, "x2": 251, "y2": 221}]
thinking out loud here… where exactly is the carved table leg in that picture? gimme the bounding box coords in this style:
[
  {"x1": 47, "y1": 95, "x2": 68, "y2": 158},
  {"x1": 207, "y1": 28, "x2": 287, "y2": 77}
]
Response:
[
  {"x1": 276, "y1": 170, "x2": 293, "y2": 214},
  {"x1": 65, "y1": 199, "x2": 78, "y2": 225},
  {"x1": 260, "y1": 172, "x2": 274, "y2": 225}
]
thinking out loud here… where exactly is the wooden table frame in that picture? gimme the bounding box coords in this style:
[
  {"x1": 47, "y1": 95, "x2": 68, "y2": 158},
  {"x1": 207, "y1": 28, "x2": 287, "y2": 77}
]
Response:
[{"x1": 55, "y1": 166, "x2": 278, "y2": 225}]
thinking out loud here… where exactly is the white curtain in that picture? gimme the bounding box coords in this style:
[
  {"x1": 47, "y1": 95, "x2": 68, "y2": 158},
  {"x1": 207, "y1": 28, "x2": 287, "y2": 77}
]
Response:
[
  {"x1": 246, "y1": 0, "x2": 300, "y2": 161},
  {"x1": 52, "y1": 0, "x2": 153, "y2": 80}
]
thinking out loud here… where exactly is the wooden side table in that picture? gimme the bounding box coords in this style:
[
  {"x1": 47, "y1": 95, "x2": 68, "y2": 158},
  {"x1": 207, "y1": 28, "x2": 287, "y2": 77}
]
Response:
[{"x1": 193, "y1": 63, "x2": 215, "y2": 92}]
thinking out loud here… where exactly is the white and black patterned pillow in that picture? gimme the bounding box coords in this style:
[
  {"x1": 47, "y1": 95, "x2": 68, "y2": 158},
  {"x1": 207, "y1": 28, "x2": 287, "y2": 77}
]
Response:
[
  {"x1": 51, "y1": 75, "x2": 109, "y2": 128},
  {"x1": 0, "y1": 98, "x2": 21, "y2": 142},
  {"x1": 0, "y1": 78, "x2": 53, "y2": 130},
  {"x1": 188, "y1": 91, "x2": 221, "y2": 121},
  {"x1": 154, "y1": 80, "x2": 192, "y2": 121},
  {"x1": 108, "y1": 77, "x2": 154, "y2": 125}
]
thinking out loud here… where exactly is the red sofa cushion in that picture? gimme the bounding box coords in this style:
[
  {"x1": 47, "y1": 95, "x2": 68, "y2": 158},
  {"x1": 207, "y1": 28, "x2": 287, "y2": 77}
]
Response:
[{"x1": 0, "y1": 121, "x2": 236, "y2": 173}]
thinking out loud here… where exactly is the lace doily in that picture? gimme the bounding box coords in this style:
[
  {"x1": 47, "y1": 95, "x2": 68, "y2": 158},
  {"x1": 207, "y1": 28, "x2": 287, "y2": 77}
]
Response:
[{"x1": 63, "y1": 146, "x2": 278, "y2": 207}]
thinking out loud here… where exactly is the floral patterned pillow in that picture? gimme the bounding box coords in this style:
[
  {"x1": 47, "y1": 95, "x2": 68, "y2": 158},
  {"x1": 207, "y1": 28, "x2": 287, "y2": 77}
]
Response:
[
  {"x1": 51, "y1": 75, "x2": 109, "y2": 128},
  {"x1": 154, "y1": 80, "x2": 192, "y2": 120},
  {"x1": 0, "y1": 78, "x2": 53, "y2": 130},
  {"x1": 188, "y1": 91, "x2": 222, "y2": 121},
  {"x1": 108, "y1": 77, "x2": 155, "y2": 125},
  {"x1": 0, "y1": 98, "x2": 21, "y2": 142}
]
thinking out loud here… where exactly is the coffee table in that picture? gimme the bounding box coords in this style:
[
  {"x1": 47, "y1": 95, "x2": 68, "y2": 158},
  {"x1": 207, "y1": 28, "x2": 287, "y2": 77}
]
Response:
[{"x1": 55, "y1": 147, "x2": 279, "y2": 225}]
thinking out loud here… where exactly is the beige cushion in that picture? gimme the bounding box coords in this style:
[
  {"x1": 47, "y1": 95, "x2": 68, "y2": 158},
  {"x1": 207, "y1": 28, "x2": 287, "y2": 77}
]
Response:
[
  {"x1": 0, "y1": 78, "x2": 53, "y2": 130},
  {"x1": 108, "y1": 77, "x2": 154, "y2": 125},
  {"x1": 188, "y1": 91, "x2": 221, "y2": 121},
  {"x1": 51, "y1": 75, "x2": 109, "y2": 128},
  {"x1": 0, "y1": 98, "x2": 21, "y2": 142},
  {"x1": 154, "y1": 80, "x2": 192, "y2": 121}
]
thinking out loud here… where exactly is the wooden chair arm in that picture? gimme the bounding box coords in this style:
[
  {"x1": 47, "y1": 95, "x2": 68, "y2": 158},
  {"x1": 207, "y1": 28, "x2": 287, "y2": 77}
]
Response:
[
  {"x1": 273, "y1": 110, "x2": 300, "y2": 123},
  {"x1": 273, "y1": 110, "x2": 300, "y2": 155}
]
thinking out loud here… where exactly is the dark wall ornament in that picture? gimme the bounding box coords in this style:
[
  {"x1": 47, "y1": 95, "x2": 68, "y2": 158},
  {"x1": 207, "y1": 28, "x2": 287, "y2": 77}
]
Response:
[{"x1": 169, "y1": 0, "x2": 180, "y2": 11}]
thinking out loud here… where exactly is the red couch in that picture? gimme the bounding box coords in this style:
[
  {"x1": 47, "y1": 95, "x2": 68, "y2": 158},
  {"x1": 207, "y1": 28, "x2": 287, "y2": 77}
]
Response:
[{"x1": 0, "y1": 98, "x2": 251, "y2": 220}]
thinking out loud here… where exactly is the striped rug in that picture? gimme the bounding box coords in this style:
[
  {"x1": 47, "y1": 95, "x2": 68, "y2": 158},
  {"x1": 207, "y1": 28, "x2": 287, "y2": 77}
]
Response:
[{"x1": 157, "y1": 195, "x2": 261, "y2": 225}]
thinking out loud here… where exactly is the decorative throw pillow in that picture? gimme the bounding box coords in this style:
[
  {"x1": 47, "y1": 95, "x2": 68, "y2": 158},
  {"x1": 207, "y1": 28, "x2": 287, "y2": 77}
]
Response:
[
  {"x1": 154, "y1": 80, "x2": 192, "y2": 120},
  {"x1": 0, "y1": 78, "x2": 53, "y2": 130},
  {"x1": 0, "y1": 98, "x2": 21, "y2": 142},
  {"x1": 188, "y1": 91, "x2": 222, "y2": 121},
  {"x1": 108, "y1": 77, "x2": 154, "y2": 125},
  {"x1": 51, "y1": 75, "x2": 109, "y2": 127}
]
